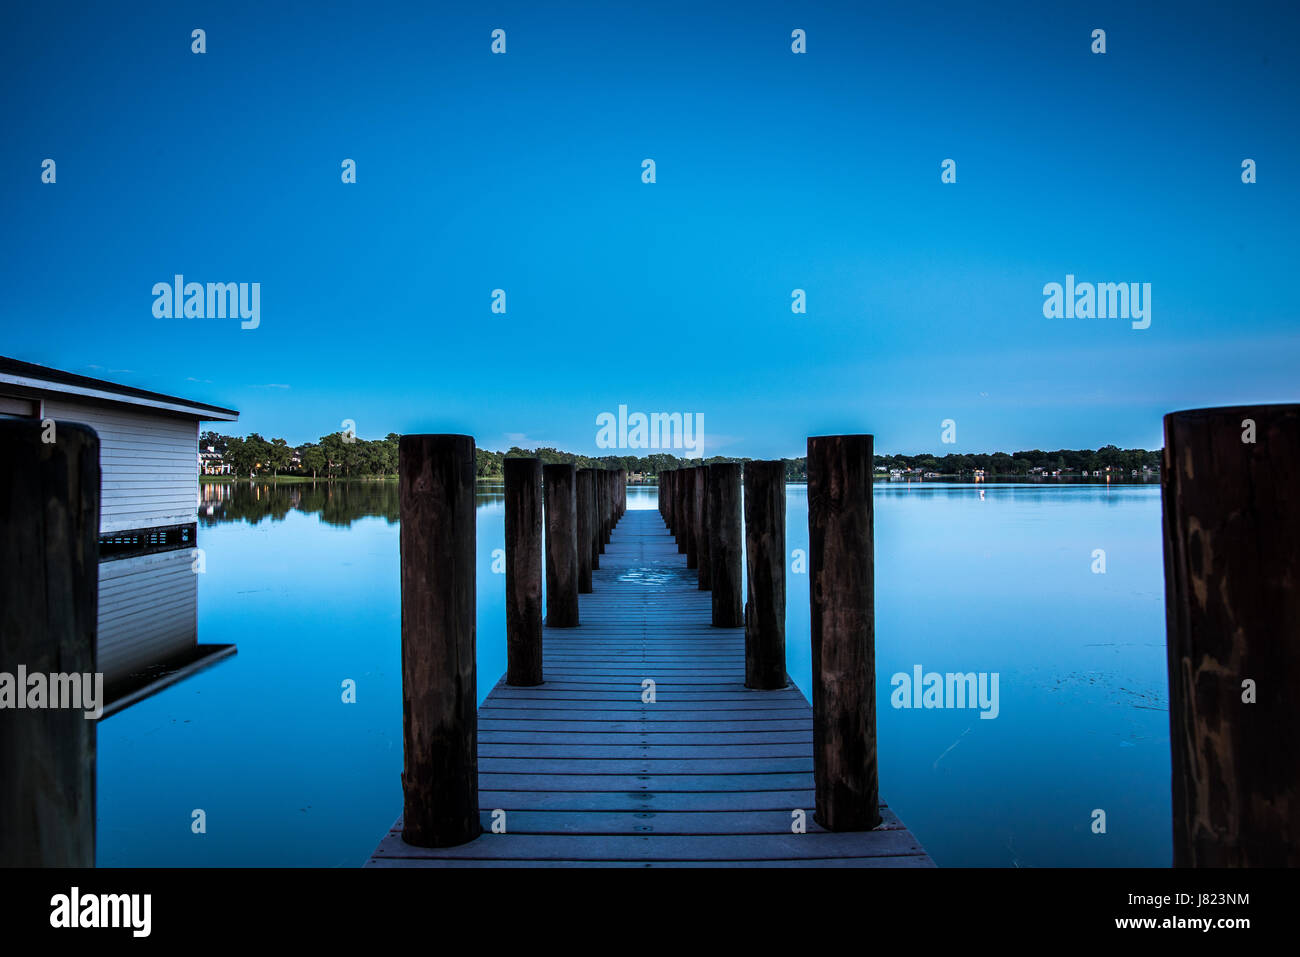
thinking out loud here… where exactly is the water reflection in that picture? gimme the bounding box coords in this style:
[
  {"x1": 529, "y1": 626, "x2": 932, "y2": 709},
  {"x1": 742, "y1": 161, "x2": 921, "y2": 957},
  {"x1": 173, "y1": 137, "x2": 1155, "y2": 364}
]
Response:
[{"x1": 199, "y1": 479, "x2": 505, "y2": 528}]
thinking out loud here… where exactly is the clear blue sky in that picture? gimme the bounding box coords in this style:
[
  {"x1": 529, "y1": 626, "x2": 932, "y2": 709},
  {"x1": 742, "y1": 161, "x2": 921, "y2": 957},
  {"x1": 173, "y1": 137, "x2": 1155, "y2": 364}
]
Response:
[{"x1": 4, "y1": 0, "x2": 1297, "y2": 458}]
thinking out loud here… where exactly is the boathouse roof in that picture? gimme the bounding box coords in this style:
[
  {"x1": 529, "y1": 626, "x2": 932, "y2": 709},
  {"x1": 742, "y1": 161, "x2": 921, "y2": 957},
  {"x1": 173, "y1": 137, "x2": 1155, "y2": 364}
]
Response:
[{"x1": 0, "y1": 355, "x2": 238, "y2": 421}]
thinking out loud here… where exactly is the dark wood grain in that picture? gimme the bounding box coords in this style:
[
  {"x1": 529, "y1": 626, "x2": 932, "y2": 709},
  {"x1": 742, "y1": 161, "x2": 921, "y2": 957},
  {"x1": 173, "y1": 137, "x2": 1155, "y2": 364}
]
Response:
[
  {"x1": 695, "y1": 464, "x2": 711, "y2": 590},
  {"x1": 807, "y1": 435, "x2": 880, "y2": 831},
  {"x1": 398, "y1": 434, "x2": 480, "y2": 847},
  {"x1": 505, "y1": 457, "x2": 543, "y2": 687},
  {"x1": 543, "y1": 463, "x2": 580, "y2": 627},
  {"x1": 0, "y1": 419, "x2": 99, "y2": 867},
  {"x1": 1163, "y1": 404, "x2": 1300, "y2": 867},
  {"x1": 708, "y1": 463, "x2": 743, "y2": 627},
  {"x1": 576, "y1": 468, "x2": 595, "y2": 593},
  {"x1": 744, "y1": 460, "x2": 787, "y2": 690}
]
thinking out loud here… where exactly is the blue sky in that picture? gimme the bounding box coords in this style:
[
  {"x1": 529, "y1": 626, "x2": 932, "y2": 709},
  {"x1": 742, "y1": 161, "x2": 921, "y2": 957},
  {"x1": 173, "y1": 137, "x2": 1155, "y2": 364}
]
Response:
[{"x1": 3, "y1": 0, "x2": 1297, "y2": 458}]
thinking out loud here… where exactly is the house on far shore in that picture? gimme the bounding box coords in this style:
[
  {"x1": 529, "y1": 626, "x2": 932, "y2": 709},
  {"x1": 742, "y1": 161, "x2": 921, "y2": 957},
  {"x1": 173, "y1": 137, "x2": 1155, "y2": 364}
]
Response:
[
  {"x1": 200, "y1": 446, "x2": 233, "y2": 475},
  {"x1": 0, "y1": 356, "x2": 239, "y2": 716}
]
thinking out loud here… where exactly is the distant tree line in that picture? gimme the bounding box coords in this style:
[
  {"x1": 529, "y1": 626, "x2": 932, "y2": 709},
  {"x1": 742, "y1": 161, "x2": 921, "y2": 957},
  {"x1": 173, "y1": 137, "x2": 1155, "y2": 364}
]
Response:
[{"x1": 202, "y1": 432, "x2": 1158, "y2": 481}]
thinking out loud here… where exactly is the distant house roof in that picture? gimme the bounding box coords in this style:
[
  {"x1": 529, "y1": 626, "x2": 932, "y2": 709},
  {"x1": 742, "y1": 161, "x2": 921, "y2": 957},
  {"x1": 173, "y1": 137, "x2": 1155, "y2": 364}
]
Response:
[{"x1": 0, "y1": 356, "x2": 238, "y2": 421}]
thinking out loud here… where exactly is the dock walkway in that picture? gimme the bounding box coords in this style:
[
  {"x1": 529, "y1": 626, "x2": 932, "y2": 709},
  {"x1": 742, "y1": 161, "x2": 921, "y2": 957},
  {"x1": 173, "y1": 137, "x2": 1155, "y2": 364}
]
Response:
[{"x1": 368, "y1": 508, "x2": 933, "y2": 867}]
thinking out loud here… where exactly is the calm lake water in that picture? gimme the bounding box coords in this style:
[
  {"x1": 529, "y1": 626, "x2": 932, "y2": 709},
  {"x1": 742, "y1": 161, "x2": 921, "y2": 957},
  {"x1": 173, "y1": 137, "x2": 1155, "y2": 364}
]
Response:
[{"x1": 97, "y1": 479, "x2": 1170, "y2": 867}]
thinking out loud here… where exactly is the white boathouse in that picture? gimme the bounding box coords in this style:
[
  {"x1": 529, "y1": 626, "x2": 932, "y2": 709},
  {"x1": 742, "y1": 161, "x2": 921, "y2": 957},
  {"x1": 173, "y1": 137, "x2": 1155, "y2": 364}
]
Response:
[{"x1": 0, "y1": 356, "x2": 239, "y2": 713}]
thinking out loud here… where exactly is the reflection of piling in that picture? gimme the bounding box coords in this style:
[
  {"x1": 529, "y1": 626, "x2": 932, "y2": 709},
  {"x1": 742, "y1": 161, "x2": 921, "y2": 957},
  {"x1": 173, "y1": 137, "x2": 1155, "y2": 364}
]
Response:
[
  {"x1": 1162, "y1": 405, "x2": 1300, "y2": 866},
  {"x1": 744, "y1": 460, "x2": 786, "y2": 690},
  {"x1": 695, "y1": 464, "x2": 711, "y2": 590},
  {"x1": 543, "y1": 463, "x2": 580, "y2": 627},
  {"x1": 576, "y1": 468, "x2": 595, "y2": 593},
  {"x1": 0, "y1": 420, "x2": 99, "y2": 867},
  {"x1": 504, "y1": 457, "x2": 543, "y2": 687},
  {"x1": 398, "y1": 434, "x2": 480, "y2": 847},
  {"x1": 807, "y1": 434, "x2": 880, "y2": 832},
  {"x1": 707, "y1": 462, "x2": 743, "y2": 627}
]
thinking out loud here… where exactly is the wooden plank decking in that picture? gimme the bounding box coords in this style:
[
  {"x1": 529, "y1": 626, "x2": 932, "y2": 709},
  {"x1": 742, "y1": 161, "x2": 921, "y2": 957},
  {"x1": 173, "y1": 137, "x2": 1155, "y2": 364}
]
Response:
[{"x1": 368, "y1": 508, "x2": 933, "y2": 867}]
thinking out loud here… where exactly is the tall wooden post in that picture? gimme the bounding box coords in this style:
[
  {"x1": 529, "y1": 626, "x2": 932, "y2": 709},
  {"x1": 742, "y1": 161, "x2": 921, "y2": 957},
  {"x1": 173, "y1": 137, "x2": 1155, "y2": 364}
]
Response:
[
  {"x1": 597, "y1": 470, "x2": 609, "y2": 552},
  {"x1": 617, "y1": 469, "x2": 626, "y2": 519},
  {"x1": 543, "y1": 463, "x2": 580, "y2": 627},
  {"x1": 576, "y1": 468, "x2": 595, "y2": 593},
  {"x1": 589, "y1": 469, "x2": 601, "y2": 572},
  {"x1": 807, "y1": 434, "x2": 880, "y2": 832},
  {"x1": 1163, "y1": 404, "x2": 1300, "y2": 866},
  {"x1": 708, "y1": 462, "x2": 743, "y2": 627},
  {"x1": 399, "y1": 434, "x2": 480, "y2": 847},
  {"x1": 664, "y1": 470, "x2": 674, "y2": 534},
  {"x1": 695, "y1": 464, "x2": 712, "y2": 590},
  {"x1": 745, "y1": 460, "x2": 787, "y2": 690},
  {"x1": 685, "y1": 466, "x2": 699, "y2": 570},
  {"x1": 0, "y1": 420, "x2": 99, "y2": 867},
  {"x1": 677, "y1": 466, "x2": 691, "y2": 554},
  {"x1": 504, "y1": 457, "x2": 543, "y2": 687},
  {"x1": 605, "y1": 470, "x2": 614, "y2": 539}
]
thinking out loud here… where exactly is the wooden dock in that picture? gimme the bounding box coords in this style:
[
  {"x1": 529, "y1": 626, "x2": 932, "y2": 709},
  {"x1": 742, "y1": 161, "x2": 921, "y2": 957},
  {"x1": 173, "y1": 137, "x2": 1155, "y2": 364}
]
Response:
[{"x1": 368, "y1": 508, "x2": 933, "y2": 867}]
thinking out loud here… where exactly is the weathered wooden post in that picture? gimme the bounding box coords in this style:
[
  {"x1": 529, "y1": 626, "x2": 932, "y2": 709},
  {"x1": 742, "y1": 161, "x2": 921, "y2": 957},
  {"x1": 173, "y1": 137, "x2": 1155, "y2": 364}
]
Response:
[
  {"x1": 664, "y1": 469, "x2": 675, "y2": 534},
  {"x1": 576, "y1": 468, "x2": 595, "y2": 593},
  {"x1": 618, "y1": 469, "x2": 627, "y2": 519},
  {"x1": 595, "y1": 468, "x2": 605, "y2": 553},
  {"x1": 807, "y1": 434, "x2": 880, "y2": 831},
  {"x1": 678, "y1": 466, "x2": 693, "y2": 555},
  {"x1": 589, "y1": 469, "x2": 601, "y2": 572},
  {"x1": 708, "y1": 462, "x2": 743, "y2": 627},
  {"x1": 744, "y1": 460, "x2": 787, "y2": 690},
  {"x1": 695, "y1": 464, "x2": 711, "y2": 590},
  {"x1": 685, "y1": 466, "x2": 700, "y2": 570},
  {"x1": 504, "y1": 457, "x2": 543, "y2": 687},
  {"x1": 0, "y1": 420, "x2": 99, "y2": 867},
  {"x1": 399, "y1": 434, "x2": 480, "y2": 847},
  {"x1": 1163, "y1": 404, "x2": 1300, "y2": 866},
  {"x1": 543, "y1": 463, "x2": 580, "y2": 627}
]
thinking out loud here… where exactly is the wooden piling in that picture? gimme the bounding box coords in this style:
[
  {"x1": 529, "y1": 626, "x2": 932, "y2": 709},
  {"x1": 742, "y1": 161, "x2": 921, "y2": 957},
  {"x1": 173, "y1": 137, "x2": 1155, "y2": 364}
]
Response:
[
  {"x1": 695, "y1": 464, "x2": 712, "y2": 590},
  {"x1": 0, "y1": 420, "x2": 99, "y2": 867},
  {"x1": 707, "y1": 462, "x2": 743, "y2": 627},
  {"x1": 597, "y1": 470, "x2": 609, "y2": 552},
  {"x1": 677, "y1": 466, "x2": 690, "y2": 554},
  {"x1": 589, "y1": 470, "x2": 601, "y2": 572},
  {"x1": 504, "y1": 457, "x2": 543, "y2": 687},
  {"x1": 685, "y1": 466, "x2": 700, "y2": 570},
  {"x1": 1163, "y1": 404, "x2": 1300, "y2": 866},
  {"x1": 543, "y1": 463, "x2": 580, "y2": 627},
  {"x1": 576, "y1": 468, "x2": 595, "y2": 593},
  {"x1": 664, "y1": 470, "x2": 675, "y2": 535},
  {"x1": 399, "y1": 434, "x2": 480, "y2": 847},
  {"x1": 744, "y1": 460, "x2": 787, "y2": 690},
  {"x1": 807, "y1": 434, "x2": 880, "y2": 831}
]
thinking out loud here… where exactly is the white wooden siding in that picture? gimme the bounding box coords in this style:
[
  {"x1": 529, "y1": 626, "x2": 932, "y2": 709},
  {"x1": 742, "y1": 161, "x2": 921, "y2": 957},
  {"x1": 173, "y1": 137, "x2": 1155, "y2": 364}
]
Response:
[
  {"x1": 97, "y1": 550, "x2": 197, "y2": 684},
  {"x1": 41, "y1": 399, "x2": 200, "y2": 533}
]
